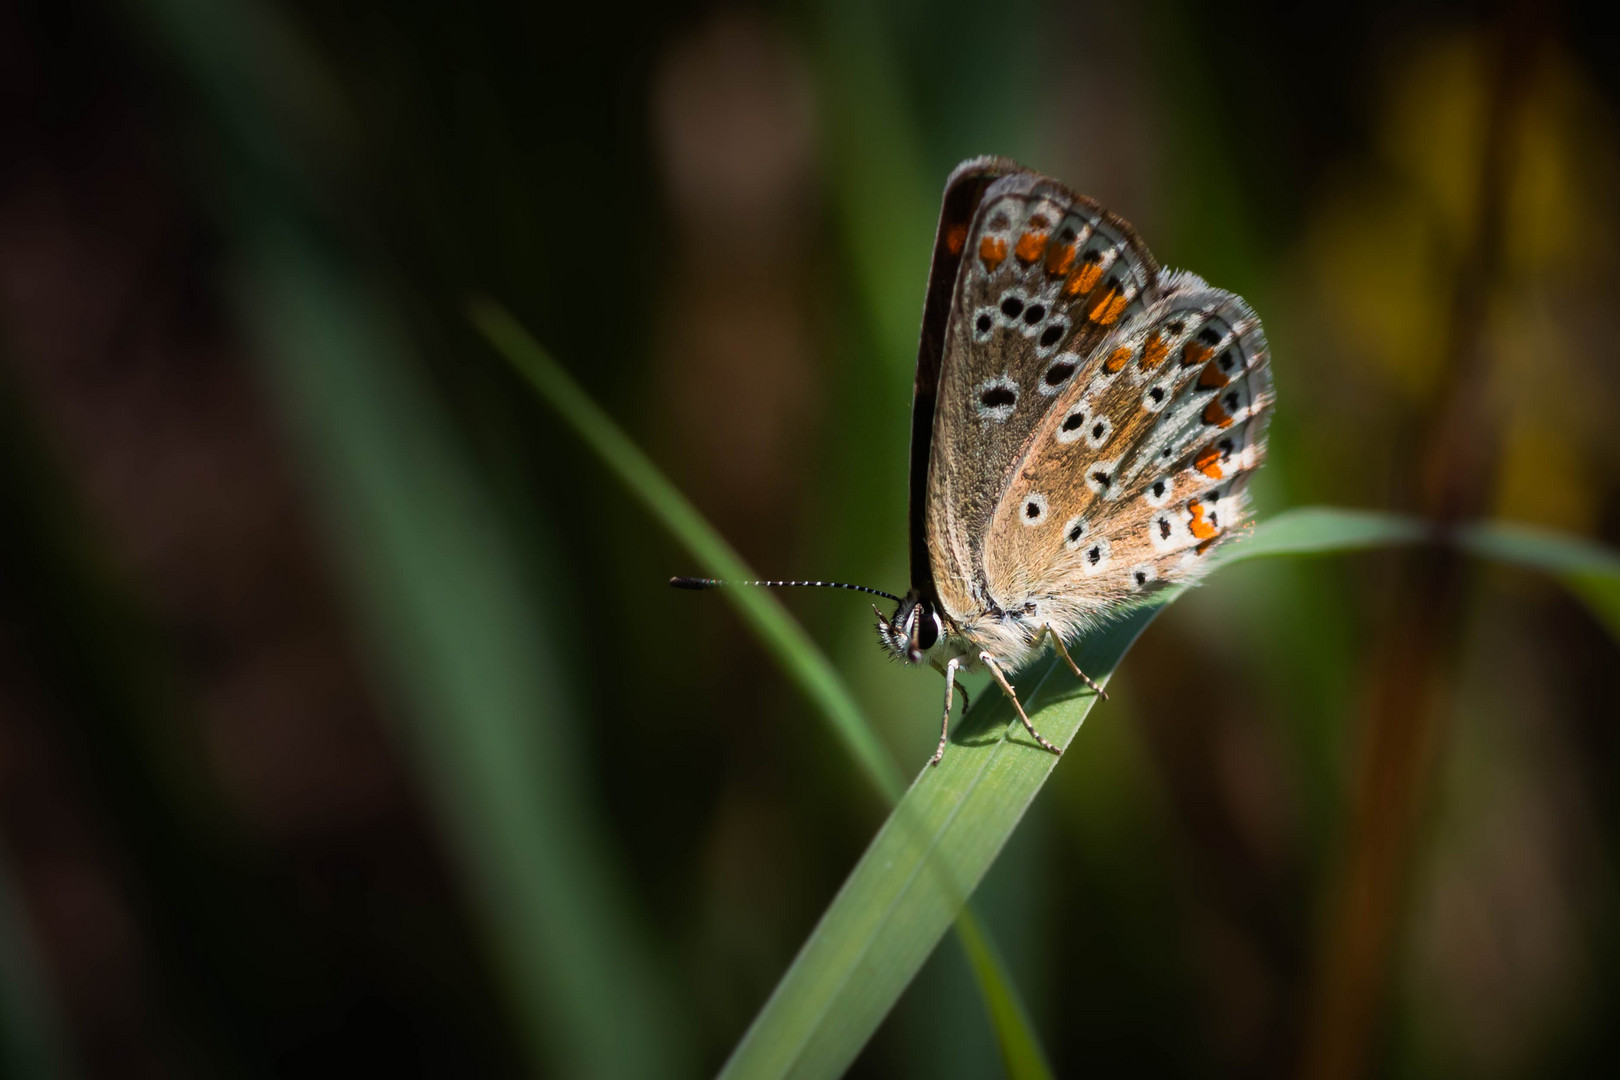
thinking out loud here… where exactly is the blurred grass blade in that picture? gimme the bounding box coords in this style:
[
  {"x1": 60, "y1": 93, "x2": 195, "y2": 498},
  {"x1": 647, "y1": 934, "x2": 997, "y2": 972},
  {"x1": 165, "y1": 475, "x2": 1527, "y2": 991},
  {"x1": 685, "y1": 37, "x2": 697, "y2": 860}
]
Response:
[
  {"x1": 127, "y1": 1, "x2": 690, "y2": 1074},
  {"x1": 468, "y1": 298, "x2": 1052, "y2": 1080},
  {"x1": 1459, "y1": 521, "x2": 1620, "y2": 640},
  {"x1": 0, "y1": 847, "x2": 68, "y2": 1080},
  {"x1": 1212, "y1": 506, "x2": 1428, "y2": 562},
  {"x1": 953, "y1": 909, "x2": 1054, "y2": 1080},
  {"x1": 468, "y1": 297, "x2": 904, "y2": 805},
  {"x1": 1222, "y1": 508, "x2": 1620, "y2": 641},
  {"x1": 244, "y1": 241, "x2": 685, "y2": 1078}
]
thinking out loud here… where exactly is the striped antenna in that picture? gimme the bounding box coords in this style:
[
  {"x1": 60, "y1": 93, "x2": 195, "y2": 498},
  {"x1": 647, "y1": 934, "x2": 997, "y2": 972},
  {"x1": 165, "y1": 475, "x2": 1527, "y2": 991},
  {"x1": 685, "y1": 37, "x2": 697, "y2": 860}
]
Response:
[{"x1": 669, "y1": 577, "x2": 902, "y2": 604}]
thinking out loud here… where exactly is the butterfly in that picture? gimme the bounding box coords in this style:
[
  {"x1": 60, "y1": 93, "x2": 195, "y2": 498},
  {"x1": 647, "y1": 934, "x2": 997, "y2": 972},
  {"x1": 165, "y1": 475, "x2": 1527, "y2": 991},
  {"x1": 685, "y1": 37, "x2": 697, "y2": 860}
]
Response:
[{"x1": 674, "y1": 157, "x2": 1274, "y2": 766}]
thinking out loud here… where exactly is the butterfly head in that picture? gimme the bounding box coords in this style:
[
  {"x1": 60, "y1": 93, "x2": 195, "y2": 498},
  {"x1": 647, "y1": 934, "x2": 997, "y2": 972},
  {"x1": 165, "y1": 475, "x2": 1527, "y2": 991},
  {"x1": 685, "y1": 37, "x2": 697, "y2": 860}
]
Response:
[{"x1": 875, "y1": 590, "x2": 944, "y2": 665}]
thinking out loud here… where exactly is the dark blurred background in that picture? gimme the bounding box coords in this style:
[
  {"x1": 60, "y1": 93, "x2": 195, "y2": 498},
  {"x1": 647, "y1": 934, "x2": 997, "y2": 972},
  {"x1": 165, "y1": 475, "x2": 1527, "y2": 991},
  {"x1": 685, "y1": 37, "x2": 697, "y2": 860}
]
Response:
[{"x1": 2, "y1": 0, "x2": 1618, "y2": 1076}]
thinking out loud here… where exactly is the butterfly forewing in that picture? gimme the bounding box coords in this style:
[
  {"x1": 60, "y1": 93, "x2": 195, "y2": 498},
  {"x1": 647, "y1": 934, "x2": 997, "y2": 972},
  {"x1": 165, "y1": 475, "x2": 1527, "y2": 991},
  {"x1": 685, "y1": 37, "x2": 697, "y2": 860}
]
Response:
[
  {"x1": 925, "y1": 170, "x2": 1163, "y2": 620},
  {"x1": 907, "y1": 157, "x2": 1023, "y2": 602},
  {"x1": 982, "y1": 274, "x2": 1274, "y2": 630}
]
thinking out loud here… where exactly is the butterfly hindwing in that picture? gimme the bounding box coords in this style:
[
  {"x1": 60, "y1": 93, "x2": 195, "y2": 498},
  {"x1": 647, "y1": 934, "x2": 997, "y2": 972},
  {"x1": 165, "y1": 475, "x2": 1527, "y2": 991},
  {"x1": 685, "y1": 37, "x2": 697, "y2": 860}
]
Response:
[
  {"x1": 982, "y1": 275, "x2": 1274, "y2": 634},
  {"x1": 924, "y1": 170, "x2": 1163, "y2": 621}
]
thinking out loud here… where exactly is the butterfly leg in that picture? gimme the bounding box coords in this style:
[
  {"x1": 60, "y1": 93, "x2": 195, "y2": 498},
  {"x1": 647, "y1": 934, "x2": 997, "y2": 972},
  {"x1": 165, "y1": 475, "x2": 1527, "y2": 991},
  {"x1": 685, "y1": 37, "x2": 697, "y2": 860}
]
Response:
[
  {"x1": 979, "y1": 652, "x2": 1062, "y2": 756},
  {"x1": 1037, "y1": 625, "x2": 1108, "y2": 700},
  {"x1": 926, "y1": 656, "x2": 965, "y2": 766}
]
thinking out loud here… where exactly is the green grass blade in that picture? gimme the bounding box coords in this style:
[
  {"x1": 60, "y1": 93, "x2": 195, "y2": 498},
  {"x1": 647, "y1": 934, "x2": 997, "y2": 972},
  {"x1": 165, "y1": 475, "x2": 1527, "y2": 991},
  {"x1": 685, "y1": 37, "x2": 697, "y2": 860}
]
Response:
[
  {"x1": 1218, "y1": 509, "x2": 1620, "y2": 642},
  {"x1": 715, "y1": 505, "x2": 1620, "y2": 1078},
  {"x1": 470, "y1": 304, "x2": 1620, "y2": 1078},
  {"x1": 1212, "y1": 506, "x2": 1429, "y2": 562},
  {"x1": 953, "y1": 909, "x2": 1055, "y2": 1080},
  {"x1": 1458, "y1": 521, "x2": 1620, "y2": 641},
  {"x1": 244, "y1": 246, "x2": 686, "y2": 1078},
  {"x1": 468, "y1": 298, "x2": 1052, "y2": 1079},
  {"x1": 126, "y1": 3, "x2": 691, "y2": 1071},
  {"x1": 468, "y1": 296, "x2": 905, "y2": 805},
  {"x1": 718, "y1": 605, "x2": 1161, "y2": 1079},
  {"x1": 0, "y1": 846, "x2": 69, "y2": 1080}
]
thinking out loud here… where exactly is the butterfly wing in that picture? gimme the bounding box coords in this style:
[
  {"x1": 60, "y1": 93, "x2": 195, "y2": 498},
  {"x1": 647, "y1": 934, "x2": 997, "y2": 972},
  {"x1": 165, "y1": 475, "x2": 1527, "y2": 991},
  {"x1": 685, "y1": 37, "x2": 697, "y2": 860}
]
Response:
[
  {"x1": 923, "y1": 169, "x2": 1163, "y2": 623},
  {"x1": 907, "y1": 157, "x2": 1022, "y2": 602},
  {"x1": 982, "y1": 273, "x2": 1274, "y2": 635}
]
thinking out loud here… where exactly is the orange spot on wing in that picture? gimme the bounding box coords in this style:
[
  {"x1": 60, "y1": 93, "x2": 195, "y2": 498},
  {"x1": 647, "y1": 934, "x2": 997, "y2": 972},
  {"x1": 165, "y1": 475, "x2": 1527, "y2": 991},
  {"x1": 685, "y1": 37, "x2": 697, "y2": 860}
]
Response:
[
  {"x1": 1202, "y1": 397, "x2": 1234, "y2": 428},
  {"x1": 1194, "y1": 443, "x2": 1224, "y2": 479},
  {"x1": 1187, "y1": 500, "x2": 1218, "y2": 540},
  {"x1": 1015, "y1": 231, "x2": 1049, "y2": 264},
  {"x1": 1181, "y1": 342, "x2": 1213, "y2": 367},
  {"x1": 945, "y1": 222, "x2": 969, "y2": 255},
  {"x1": 1198, "y1": 362, "x2": 1230, "y2": 389},
  {"x1": 1044, "y1": 242, "x2": 1076, "y2": 276},
  {"x1": 1089, "y1": 288, "x2": 1127, "y2": 325},
  {"x1": 1104, "y1": 346, "x2": 1132, "y2": 374},
  {"x1": 1063, "y1": 260, "x2": 1102, "y2": 298},
  {"x1": 1142, "y1": 332, "x2": 1168, "y2": 370},
  {"x1": 979, "y1": 235, "x2": 1007, "y2": 272}
]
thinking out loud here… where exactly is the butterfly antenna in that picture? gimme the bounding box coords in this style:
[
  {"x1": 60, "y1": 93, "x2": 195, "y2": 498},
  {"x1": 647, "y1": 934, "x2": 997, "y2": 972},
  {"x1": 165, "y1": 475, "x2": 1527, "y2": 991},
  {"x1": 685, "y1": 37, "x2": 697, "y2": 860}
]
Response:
[{"x1": 670, "y1": 577, "x2": 902, "y2": 604}]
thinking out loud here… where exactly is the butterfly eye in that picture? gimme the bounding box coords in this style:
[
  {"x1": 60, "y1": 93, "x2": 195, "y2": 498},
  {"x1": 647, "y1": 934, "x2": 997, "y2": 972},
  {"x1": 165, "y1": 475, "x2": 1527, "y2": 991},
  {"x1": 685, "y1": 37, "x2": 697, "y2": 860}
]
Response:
[
  {"x1": 1020, "y1": 494, "x2": 1049, "y2": 526},
  {"x1": 999, "y1": 294, "x2": 1024, "y2": 319},
  {"x1": 916, "y1": 610, "x2": 940, "y2": 650},
  {"x1": 1129, "y1": 563, "x2": 1158, "y2": 590},
  {"x1": 1085, "y1": 416, "x2": 1114, "y2": 449},
  {"x1": 1022, "y1": 303, "x2": 1046, "y2": 326}
]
